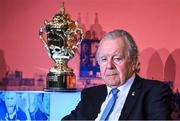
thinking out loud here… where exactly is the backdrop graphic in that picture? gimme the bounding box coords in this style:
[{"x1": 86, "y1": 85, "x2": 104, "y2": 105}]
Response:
[
  {"x1": 0, "y1": 91, "x2": 50, "y2": 120},
  {"x1": 0, "y1": 0, "x2": 180, "y2": 90},
  {"x1": 0, "y1": 91, "x2": 81, "y2": 120}
]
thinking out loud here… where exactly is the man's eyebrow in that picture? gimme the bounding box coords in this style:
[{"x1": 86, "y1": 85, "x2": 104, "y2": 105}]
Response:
[{"x1": 100, "y1": 56, "x2": 107, "y2": 58}]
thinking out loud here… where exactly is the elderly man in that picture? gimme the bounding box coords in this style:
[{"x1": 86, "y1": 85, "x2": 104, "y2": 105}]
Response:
[{"x1": 62, "y1": 29, "x2": 172, "y2": 120}]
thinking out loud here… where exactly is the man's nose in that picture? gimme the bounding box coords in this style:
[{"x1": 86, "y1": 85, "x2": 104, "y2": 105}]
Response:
[{"x1": 107, "y1": 59, "x2": 115, "y2": 69}]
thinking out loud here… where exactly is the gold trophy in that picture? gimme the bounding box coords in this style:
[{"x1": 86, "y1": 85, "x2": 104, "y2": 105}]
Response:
[{"x1": 39, "y1": 3, "x2": 84, "y2": 91}]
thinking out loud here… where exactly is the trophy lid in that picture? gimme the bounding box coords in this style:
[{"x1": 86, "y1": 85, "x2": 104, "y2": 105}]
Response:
[
  {"x1": 39, "y1": 2, "x2": 84, "y2": 63},
  {"x1": 44, "y1": 2, "x2": 84, "y2": 48}
]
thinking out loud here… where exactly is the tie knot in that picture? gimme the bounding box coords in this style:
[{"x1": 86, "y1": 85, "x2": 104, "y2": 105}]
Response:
[{"x1": 111, "y1": 88, "x2": 119, "y2": 95}]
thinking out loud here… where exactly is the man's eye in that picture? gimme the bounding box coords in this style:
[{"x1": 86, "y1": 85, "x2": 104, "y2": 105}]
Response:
[
  {"x1": 113, "y1": 57, "x2": 122, "y2": 63},
  {"x1": 101, "y1": 58, "x2": 107, "y2": 62},
  {"x1": 100, "y1": 57, "x2": 107, "y2": 63}
]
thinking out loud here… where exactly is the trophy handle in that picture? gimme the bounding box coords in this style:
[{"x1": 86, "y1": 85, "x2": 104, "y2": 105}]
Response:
[{"x1": 39, "y1": 26, "x2": 49, "y2": 50}]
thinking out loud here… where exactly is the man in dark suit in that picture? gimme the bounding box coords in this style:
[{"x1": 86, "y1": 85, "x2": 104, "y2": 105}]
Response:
[{"x1": 62, "y1": 29, "x2": 172, "y2": 120}]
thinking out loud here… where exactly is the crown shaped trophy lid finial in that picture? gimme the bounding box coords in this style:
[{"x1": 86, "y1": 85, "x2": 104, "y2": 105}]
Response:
[{"x1": 59, "y1": 2, "x2": 65, "y2": 14}]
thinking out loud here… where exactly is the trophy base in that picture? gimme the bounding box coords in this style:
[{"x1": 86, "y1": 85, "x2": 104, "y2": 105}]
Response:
[{"x1": 45, "y1": 72, "x2": 76, "y2": 91}]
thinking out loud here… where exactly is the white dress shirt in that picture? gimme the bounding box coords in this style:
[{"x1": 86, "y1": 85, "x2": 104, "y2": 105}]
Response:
[{"x1": 95, "y1": 74, "x2": 135, "y2": 121}]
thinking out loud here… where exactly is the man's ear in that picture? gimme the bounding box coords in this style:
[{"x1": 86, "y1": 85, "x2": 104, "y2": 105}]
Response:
[
  {"x1": 130, "y1": 58, "x2": 140, "y2": 72},
  {"x1": 132, "y1": 64, "x2": 136, "y2": 71},
  {"x1": 133, "y1": 59, "x2": 140, "y2": 73}
]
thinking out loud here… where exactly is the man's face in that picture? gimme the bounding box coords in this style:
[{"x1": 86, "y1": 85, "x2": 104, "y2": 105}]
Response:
[
  {"x1": 5, "y1": 92, "x2": 17, "y2": 114},
  {"x1": 98, "y1": 37, "x2": 134, "y2": 88}
]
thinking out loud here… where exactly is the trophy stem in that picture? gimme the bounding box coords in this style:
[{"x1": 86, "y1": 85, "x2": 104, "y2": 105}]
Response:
[{"x1": 45, "y1": 63, "x2": 76, "y2": 91}]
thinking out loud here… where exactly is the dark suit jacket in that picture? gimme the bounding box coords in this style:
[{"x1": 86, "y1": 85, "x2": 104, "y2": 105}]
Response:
[{"x1": 62, "y1": 75, "x2": 172, "y2": 120}]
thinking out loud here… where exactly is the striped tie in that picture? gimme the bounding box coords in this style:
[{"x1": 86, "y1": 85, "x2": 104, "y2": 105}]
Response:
[{"x1": 100, "y1": 88, "x2": 119, "y2": 120}]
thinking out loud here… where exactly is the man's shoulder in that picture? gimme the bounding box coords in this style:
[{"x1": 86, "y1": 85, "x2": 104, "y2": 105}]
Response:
[
  {"x1": 135, "y1": 75, "x2": 172, "y2": 99},
  {"x1": 81, "y1": 85, "x2": 107, "y2": 102},
  {"x1": 138, "y1": 76, "x2": 171, "y2": 91},
  {"x1": 142, "y1": 78, "x2": 165, "y2": 84},
  {"x1": 141, "y1": 78, "x2": 167, "y2": 86},
  {"x1": 82, "y1": 84, "x2": 106, "y2": 93},
  {"x1": 80, "y1": 84, "x2": 107, "y2": 99}
]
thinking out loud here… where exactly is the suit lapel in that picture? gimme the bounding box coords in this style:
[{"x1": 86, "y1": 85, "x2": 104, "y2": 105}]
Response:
[
  {"x1": 119, "y1": 75, "x2": 142, "y2": 120},
  {"x1": 92, "y1": 85, "x2": 107, "y2": 117}
]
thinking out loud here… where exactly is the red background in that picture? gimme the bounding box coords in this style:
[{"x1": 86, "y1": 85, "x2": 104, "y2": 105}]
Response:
[{"x1": 0, "y1": 0, "x2": 180, "y2": 91}]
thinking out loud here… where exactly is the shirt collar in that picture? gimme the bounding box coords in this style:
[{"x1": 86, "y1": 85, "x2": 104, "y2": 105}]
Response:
[{"x1": 106, "y1": 73, "x2": 135, "y2": 95}]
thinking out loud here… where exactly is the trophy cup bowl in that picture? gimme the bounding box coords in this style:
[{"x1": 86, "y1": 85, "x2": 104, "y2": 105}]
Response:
[{"x1": 39, "y1": 3, "x2": 84, "y2": 91}]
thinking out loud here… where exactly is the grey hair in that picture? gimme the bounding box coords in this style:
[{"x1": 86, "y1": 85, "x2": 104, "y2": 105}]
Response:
[{"x1": 96, "y1": 29, "x2": 140, "y2": 72}]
